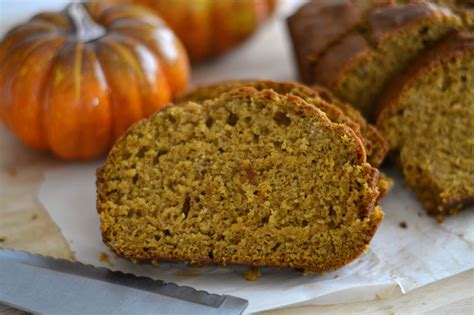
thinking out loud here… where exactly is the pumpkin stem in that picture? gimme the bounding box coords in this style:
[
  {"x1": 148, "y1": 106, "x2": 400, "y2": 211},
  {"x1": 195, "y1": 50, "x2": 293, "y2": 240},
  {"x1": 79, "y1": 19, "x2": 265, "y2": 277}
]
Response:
[{"x1": 67, "y1": 3, "x2": 106, "y2": 42}]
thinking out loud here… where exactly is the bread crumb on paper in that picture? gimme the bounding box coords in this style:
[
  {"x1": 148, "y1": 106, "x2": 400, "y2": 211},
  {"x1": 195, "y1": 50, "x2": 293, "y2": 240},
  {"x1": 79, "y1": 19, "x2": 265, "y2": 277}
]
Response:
[
  {"x1": 6, "y1": 167, "x2": 17, "y2": 177},
  {"x1": 99, "y1": 252, "x2": 114, "y2": 267},
  {"x1": 244, "y1": 267, "x2": 261, "y2": 281},
  {"x1": 151, "y1": 259, "x2": 160, "y2": 268}
]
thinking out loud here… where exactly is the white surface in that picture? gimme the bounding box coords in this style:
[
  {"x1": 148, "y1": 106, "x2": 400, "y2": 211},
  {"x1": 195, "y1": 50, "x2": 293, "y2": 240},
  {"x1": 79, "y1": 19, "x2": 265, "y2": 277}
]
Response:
[{"x1": 4, "y1": 0, "x2": 471, "y2": 313}]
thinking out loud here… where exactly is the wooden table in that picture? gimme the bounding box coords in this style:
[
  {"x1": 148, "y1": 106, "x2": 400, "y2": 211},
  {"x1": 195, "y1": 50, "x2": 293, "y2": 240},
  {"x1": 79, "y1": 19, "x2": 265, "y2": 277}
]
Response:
[{"x1": 0, "y1": 125, "x2": 472, "y2": 314}]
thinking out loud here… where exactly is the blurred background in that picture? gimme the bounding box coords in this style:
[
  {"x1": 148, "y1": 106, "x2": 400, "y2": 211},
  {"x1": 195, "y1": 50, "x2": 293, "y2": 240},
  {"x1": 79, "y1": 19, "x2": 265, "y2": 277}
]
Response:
[
  {"x1": 1, "y1": 0, "x2": 70, "y2": 37},
  {"x1": 0, "y1": 0, "x2": 307, "y2": 82}
]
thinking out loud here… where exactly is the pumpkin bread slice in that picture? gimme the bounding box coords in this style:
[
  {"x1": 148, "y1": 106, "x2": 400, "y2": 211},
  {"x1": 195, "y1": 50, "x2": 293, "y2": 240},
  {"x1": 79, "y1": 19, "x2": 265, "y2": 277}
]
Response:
[
  {"x1": 377, "y1": 31, "x2": 474, "y2": 217},
  {"x1": 177, "y1": 80, "x2": 388, "y2": 167},
  {"x1": 288, "y1": 0, "x2": 463, "y2": 118},
  {"x1": 97, "y1": 87, "x2": 383, "y2": 272}
]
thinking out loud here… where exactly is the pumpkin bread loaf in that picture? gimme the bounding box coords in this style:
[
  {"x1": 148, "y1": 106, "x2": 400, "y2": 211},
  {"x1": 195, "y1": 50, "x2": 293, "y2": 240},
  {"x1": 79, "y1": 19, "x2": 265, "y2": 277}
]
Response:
[
  {"x1": 287, "y1": 0, "x2": 463, "y2": 118},
  {"x1": 377, "y1": 32, "x2": 474, "y2": 217},
  {"x1": 178, "y1": 80, "x2": 388, "y2": 167},
  {"x1": 97, "y1": 88, "x2": 384, "y2": 272}
]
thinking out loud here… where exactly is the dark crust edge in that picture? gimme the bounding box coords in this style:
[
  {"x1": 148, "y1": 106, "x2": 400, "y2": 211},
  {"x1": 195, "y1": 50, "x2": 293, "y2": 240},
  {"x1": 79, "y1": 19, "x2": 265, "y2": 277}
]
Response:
[
  {"x1": 376, "y1": 31, "x2": 474, "y2": 215},
  {"x1": 97, "y1": 87, "x2": 383, "y2": 272},
  {"x1": 439, "y1": 196, "x2": 474, "y2": 216},
  {"x1": 285, "y1": 0, "x2": 368, "y2": 84}
]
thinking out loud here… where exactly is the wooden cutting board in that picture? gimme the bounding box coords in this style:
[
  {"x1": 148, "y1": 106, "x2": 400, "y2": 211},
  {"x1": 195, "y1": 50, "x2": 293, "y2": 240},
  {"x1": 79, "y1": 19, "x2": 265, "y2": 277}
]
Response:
[{"x1": 0, "y1": 125, "x2": 472, "y2": 314}]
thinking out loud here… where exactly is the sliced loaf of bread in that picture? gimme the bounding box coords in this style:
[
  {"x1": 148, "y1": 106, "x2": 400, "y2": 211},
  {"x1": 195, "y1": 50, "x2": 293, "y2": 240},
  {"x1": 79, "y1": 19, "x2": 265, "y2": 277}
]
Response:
[{"x1": 288, "y1": 0, "x2": 463, "y2": 118}]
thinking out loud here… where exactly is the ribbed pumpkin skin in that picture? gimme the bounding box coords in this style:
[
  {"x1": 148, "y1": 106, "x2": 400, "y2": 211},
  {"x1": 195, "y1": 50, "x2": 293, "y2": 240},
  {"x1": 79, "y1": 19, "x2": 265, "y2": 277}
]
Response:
[
  {"x1": 0, "y1": 4, "x2": 190, "y2": 159},
  {"x1": 95, "y1": 0, "x2": 277, "y2": 62}
]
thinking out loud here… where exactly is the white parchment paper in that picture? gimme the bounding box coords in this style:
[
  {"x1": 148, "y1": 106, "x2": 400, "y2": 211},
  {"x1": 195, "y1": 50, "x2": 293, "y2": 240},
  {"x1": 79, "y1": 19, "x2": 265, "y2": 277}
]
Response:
[{"x1": 18, "y1": 1, "x2": 472, "y2": 313}]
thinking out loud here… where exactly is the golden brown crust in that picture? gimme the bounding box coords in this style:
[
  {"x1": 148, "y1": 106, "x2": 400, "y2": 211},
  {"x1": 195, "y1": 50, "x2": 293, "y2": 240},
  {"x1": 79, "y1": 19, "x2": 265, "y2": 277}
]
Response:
[{"x1": 97, "y1": 87, "x2": 383, "y2": 272}]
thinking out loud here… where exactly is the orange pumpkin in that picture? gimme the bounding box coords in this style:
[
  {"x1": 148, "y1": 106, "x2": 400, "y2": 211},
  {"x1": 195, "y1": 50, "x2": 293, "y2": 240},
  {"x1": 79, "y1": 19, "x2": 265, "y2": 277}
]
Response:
[
  {"x1": 95, "y1": 0, "x2": 277, "y2": 62},
  {"x1": 0, "y1": 3, "x2": 189, "y2": 159}
]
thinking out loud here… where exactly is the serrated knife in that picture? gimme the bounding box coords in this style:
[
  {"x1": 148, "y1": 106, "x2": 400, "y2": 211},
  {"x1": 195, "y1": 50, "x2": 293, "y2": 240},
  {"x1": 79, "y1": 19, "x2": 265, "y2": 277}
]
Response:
[{"x1": 0, "y1": 249, "x2": 248, "y2": 314}]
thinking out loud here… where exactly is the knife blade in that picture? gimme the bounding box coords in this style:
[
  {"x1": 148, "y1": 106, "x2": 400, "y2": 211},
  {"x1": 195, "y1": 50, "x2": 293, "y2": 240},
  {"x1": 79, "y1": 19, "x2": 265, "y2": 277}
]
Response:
[{"x1": 0, "y1": 248, "x2": 248, "y2": 315}]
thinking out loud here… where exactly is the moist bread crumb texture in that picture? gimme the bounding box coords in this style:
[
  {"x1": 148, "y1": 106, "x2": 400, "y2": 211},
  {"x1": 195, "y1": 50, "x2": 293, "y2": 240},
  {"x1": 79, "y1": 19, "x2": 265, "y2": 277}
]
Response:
[
  {"x1": 97, "y1": 88, "x2": 383, "y2": 272},
  {"x1": 377, "y1": 32, "x2": 474, "y2": 216},
  {"x1": 178, "y1": 80, "x2": 388, "y2": 167}
]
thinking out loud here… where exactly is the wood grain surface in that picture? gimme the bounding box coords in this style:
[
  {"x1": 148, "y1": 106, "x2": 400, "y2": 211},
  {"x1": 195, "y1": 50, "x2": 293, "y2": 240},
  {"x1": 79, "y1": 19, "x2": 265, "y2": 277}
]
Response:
[{"x1": 0, "y1": 125, "x2": 472, "y2": 314}]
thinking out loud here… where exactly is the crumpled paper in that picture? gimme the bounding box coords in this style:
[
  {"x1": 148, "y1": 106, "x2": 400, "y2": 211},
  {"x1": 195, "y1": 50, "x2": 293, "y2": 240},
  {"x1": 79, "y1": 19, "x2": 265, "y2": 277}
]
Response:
[{"x1": 6, "y1": 0, "x2": 469, "y2": 312}]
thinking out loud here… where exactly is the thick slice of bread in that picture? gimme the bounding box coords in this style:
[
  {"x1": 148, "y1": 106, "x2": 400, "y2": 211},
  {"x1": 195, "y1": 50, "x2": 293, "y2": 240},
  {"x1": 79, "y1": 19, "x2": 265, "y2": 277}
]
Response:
[
  {"x1": 377, "y1": 32, "x2": 474, "y2": 217},
  {"x1": 288, "y1": 0, "x2": 462, "y2": 118},
  {"x1": 178, "y1": 80, "x2": 387, "y2": 166},
  {"x1": 97, "y1": 87, "x2": 383, "y2": 272}
]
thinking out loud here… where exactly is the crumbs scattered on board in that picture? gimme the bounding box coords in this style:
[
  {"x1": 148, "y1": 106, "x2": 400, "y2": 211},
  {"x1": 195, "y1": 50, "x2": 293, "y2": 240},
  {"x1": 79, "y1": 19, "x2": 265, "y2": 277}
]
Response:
[
  {"x1": 334, "y1": 274, "x2": 340, "y2": 279},
  {"x1": 151, "y1": 259, "x2": 160, "y2": 268},
  {"x1": 0, "y1": 236, "x2": 6, "y2": 242},
  {"x1": 399, "y1": 221, "x2": 408, "y2": 229},
  {"x1": 244, "y1": 267, "x2": 261, "y2": 281},
  {"x1": 435, "y1": 215, "x2": 445, "y2": 224},
  {"x1": 31, "y1": 213, "x2": 38, "y2": 221},
  {"x1": 417, "y1": 212, "x2": 423, "y2": 217},
  {"x1": 6, "y1": 167, "x2": 17, "y2": 177},
  {"x1": 99, "y1": 252, "x2": 114, "y2": 267}
]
